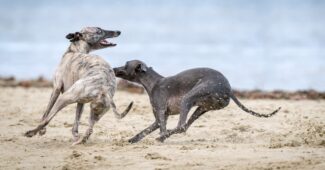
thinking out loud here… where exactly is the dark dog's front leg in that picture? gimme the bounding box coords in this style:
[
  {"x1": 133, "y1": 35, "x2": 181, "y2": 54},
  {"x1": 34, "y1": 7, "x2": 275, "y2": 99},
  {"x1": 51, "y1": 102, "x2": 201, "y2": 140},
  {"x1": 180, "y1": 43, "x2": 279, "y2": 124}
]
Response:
[
  {"x1": 157, "y1": 107, "x2": 208, "y2": 142},
  {"x1": 128, "y1": 121, "x2": 159, "y2": 143},
  {"x1": 156, "y1": 101, "x2": 191, "y2": 142},
  {"x1": 155, "y1": 109, "x2": 169, "y2": 142},
  {"x1": 158, "y1": 110, "x2": 167, "y2": 134}
]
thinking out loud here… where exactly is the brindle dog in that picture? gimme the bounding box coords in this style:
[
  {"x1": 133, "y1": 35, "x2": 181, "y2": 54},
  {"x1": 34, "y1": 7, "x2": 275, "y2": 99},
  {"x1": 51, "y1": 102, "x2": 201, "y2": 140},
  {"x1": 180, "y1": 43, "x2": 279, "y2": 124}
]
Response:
[{"x1": 24, "y1": 27, "x2": 133, "y2": 145}]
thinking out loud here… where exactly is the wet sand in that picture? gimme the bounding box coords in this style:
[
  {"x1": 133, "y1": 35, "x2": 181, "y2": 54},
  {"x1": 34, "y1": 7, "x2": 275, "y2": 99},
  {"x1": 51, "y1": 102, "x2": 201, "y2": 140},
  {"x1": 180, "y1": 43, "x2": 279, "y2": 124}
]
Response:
[{"x1": 0, "y1": 87, "x2": 324, "y2": 169}]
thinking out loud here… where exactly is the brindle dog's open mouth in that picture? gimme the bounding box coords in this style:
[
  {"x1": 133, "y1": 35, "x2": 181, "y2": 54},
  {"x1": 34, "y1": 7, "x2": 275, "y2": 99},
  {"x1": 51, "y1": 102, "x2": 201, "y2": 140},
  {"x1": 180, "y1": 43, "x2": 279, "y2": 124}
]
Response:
[
  {"x1": 100, "y1": 39, "x2": 116, "y2": 47},
  {"x1": 100, "y1": 30, "x2": 121, "y2": 47}
]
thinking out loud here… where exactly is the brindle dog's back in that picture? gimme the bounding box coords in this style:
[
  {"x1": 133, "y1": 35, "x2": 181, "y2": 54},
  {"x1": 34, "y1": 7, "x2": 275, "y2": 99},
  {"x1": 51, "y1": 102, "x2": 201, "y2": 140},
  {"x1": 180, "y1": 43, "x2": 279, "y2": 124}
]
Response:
[{"x1": 55, "y1": 52, "x2": 115, "y2": 93}]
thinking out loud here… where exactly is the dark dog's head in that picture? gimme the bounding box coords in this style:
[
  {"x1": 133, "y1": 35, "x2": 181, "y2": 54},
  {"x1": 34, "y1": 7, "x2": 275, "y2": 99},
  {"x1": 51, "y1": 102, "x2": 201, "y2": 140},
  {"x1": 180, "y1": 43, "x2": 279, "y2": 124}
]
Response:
[
  {"x1": 66, "y1": 27, "x2": 121, "y2": 51},
  {"x1": 114, "y1": 60, "x2": 148, "y2": 82}
]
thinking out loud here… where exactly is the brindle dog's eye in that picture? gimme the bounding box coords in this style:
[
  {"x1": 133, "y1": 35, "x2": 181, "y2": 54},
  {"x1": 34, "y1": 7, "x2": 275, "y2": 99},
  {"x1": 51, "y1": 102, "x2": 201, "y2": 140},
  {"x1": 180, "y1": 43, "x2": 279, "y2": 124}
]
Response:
[{"x1": 97, "y1": 29, "x2": 102, "y2": 34}]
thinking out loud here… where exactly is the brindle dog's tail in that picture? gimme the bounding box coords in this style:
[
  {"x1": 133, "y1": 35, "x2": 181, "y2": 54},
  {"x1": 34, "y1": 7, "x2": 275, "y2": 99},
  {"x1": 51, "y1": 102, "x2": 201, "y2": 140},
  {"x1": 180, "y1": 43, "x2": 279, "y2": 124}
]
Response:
[
  {"x1": 229, "y1": 92, "x2": 280, "y2": 118},
  {"x1": 110, "y1": 100, "x2": 133, "y2": 119}
]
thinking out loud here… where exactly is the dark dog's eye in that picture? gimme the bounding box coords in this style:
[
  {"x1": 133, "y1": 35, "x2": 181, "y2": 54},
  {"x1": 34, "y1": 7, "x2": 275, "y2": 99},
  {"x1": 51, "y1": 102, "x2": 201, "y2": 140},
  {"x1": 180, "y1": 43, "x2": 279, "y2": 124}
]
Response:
[{"x1": 97, "y1": 29, "x2": 102, "y2": 34}]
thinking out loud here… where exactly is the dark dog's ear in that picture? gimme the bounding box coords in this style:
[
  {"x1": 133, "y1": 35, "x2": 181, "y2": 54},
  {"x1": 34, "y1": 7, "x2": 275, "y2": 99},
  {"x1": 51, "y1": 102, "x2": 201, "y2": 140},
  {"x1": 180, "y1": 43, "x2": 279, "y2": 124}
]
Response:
[
  {"x1": 135, "y1": 63, "x2": 147, "y2": 73},
  {"x1": 65, "y1": 32, "x2": 82, "y2": 42}
]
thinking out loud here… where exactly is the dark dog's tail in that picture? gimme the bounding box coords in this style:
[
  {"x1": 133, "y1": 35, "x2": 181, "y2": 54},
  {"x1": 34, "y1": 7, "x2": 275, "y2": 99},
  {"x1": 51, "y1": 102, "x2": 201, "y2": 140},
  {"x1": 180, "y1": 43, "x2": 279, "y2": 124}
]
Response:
[
  {"x1": 230, "y1": 92, "x2": 280, "y2": 118},
  {"x1": 110, "y1": 100, "x2": 133, "y2": 119}
]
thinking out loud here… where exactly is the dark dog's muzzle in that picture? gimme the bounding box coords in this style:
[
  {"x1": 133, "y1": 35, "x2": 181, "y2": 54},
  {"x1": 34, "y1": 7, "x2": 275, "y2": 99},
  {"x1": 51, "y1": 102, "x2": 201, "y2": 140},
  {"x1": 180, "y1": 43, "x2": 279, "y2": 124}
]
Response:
[{"x1": 113, "y1": 67, "x2": 126, "y2": 77}]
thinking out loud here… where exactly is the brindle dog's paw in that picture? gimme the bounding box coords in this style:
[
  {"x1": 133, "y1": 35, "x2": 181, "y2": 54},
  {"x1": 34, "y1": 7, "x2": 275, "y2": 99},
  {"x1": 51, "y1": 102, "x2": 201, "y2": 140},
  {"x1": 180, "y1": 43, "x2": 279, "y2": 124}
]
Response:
[
  {"x1": 38, "y1": 128, "x2": 46, "y2": 136},
  {"x1": 72, "y1": 135, "x2": 80, "y2": 142},
  {"x1": 71, "y1": 138, "x2": 85, "y2": 146},
  {"x1": 24, "y1": 130, "x2": 37, "y2": 137}
]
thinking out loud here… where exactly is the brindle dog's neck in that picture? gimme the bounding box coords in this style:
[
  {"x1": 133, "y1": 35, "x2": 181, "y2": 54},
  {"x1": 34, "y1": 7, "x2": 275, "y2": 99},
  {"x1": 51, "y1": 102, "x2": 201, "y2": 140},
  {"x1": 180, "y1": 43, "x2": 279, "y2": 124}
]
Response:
[
  {"x1": 138, "y1": 68, "x2": 164, "y2": 95},
  {"x1": 66, "y1": 40, "x2": 91, "y2": 54}
]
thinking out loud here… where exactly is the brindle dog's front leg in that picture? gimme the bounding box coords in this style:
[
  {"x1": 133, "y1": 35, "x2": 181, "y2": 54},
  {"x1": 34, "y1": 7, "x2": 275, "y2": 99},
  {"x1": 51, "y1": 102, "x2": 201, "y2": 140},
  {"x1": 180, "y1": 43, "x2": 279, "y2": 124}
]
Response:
[
  {"x1": 72, "y1": 103, "x2": 84, "y2": 141},
  {"x1": 72, "y1": 101, "x2": 107, "y2": 145},
  {"x1": 72, "y1": 110, "x2": 97, "y2": 146}
]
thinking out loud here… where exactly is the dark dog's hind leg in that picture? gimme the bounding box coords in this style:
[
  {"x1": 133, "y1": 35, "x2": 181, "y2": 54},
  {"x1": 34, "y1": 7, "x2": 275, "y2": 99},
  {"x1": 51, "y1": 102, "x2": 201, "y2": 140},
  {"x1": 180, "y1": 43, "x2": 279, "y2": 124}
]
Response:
[
  {"x1": 184, "y1": 107, "x2": 208, "y2": 131},
  {"x1": 129, "y1": 121, "x2": 159, "y2": 143},
  {"x1": 175, "y1": 84, "x2": 212, "y2": 132},
  {"x1": 156, "y1": 89, "x2": 200, "y2": 142}
]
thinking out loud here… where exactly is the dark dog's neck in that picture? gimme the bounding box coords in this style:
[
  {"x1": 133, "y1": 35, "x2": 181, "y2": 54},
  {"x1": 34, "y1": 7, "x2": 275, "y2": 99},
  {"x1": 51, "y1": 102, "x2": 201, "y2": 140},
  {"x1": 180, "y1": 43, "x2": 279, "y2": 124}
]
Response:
[
  {"x1": 138, "y1": 68, "x2": 164, "y2": 94},
  {"x1": 67, "y1": 41, "x2": 91, "y2": 54}
]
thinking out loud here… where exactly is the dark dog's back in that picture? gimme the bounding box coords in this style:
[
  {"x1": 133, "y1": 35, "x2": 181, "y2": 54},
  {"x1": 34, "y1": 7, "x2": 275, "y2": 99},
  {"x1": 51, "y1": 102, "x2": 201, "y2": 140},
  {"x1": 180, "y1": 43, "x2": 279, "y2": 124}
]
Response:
[{"x1": 161, "y1": 68, "x2": 232, "y2": 97}]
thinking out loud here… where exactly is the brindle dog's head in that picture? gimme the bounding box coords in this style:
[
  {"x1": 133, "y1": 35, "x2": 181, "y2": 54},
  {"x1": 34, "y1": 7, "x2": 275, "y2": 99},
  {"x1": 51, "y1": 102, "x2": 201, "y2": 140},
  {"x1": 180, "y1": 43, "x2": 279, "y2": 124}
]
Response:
[
  {"x1": 66, "y1": 27, "x2": 121, "y2": 51},
  {"x1": 114, "y1": 60, "x2": 148, "y2": 82}
]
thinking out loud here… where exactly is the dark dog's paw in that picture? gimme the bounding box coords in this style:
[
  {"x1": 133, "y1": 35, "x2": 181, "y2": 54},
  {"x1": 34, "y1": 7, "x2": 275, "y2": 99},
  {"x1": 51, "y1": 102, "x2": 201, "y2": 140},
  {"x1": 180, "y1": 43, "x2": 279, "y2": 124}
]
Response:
[
  {"x1": 24, "y1": 130, "x2": 37, "y2": 137},
  {"x1": 128, "y1": 137, "x2": 140, "y2": 144},
  {"x1": 155, "y1": 136, "x2": 166, "y2": 143},
  {"x1": 38, "y1": 128, "x2": 46, "y2": 136}
]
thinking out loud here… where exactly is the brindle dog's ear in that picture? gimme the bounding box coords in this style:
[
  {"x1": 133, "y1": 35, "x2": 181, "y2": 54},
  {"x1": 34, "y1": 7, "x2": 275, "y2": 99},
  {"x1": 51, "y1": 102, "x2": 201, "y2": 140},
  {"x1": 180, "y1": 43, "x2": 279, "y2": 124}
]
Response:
[
  {"x1": 65, "y1": 32, "x2": 82, "y2": 42},
  {"x1": 65, "y1": 33, "x2": 74, "y2": 40},
  {"x1": 135, "y1": 63, "x2": 147, "y2": 73}
]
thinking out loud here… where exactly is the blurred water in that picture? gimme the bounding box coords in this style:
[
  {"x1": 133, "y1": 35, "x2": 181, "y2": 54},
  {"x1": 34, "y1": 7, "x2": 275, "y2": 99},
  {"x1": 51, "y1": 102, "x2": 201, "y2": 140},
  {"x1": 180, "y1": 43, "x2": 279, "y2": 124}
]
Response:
[{"x1": 0, "y1": 0, "x2": 324, "y2": 90}]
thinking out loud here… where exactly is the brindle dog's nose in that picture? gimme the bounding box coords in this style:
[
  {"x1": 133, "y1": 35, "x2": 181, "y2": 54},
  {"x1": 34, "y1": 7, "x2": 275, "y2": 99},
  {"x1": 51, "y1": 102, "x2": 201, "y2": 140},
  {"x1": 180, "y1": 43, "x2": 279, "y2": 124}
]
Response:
[{"x1": 116, "y1": 31, "x2": 121, "y2": 36}]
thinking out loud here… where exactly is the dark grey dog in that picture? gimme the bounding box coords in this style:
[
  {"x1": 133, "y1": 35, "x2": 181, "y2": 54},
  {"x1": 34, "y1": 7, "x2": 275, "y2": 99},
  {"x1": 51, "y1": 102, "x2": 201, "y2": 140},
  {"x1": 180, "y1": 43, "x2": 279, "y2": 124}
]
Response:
[{"x1": 114, "y1": 60, "x2": 281, "y2": 143}]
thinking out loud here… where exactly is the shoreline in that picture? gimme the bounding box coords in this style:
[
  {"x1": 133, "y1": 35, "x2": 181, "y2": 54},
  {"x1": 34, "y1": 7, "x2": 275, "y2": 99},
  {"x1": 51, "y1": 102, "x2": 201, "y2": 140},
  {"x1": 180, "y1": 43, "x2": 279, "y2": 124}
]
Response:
[{"x1": 1, "y1": 77, "x2": 324, "y2": 100}]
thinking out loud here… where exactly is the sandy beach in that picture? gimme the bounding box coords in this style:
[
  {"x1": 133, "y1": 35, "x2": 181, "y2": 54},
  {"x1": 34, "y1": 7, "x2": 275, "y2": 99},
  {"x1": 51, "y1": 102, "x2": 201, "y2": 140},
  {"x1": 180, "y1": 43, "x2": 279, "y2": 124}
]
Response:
[{"x1": 0, "y1": 87, "x2": 324, "y2": 170}]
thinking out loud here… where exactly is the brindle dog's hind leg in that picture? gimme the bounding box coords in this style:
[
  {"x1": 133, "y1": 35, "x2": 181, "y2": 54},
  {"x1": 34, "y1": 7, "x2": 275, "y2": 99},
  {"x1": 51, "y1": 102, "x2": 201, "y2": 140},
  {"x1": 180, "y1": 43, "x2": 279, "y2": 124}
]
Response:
[
  {"x1": 72, "y1": 103, "x2": 84, "y2": 141},
  {"x1": 41, "y1": 88, "x2": 61, "y2": 120},
  {"x1": 38, "y1": 88, "x2": 61, "y2": 136},
  {"x1": 72, "y1": 100, "x2": 108, "y2": 145},
  {"x1": 24, "y1": 90, "x2": 77, "y2": 137}
]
